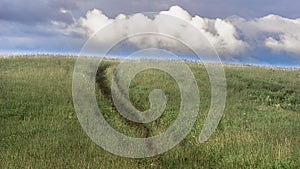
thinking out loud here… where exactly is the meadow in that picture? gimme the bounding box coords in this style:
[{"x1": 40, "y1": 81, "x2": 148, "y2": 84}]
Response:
[{"x1": 0, "y1": 57, "x2": 299, "y2": 168}]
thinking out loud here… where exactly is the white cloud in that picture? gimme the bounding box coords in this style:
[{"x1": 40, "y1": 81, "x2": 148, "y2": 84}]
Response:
[
  {"x1": 230, "y1": 14, "x2": 300, "y2": 55},
  {"x1": 265, "y1": 34, "x2": 300, "y2": 54},
  {"x1": 160, "y1": 5, "x2": 192, "y2": 21},
  {"x1": 190, "y1": 16, "x2": 248, "y2": 56},
  {"x1": 78, "y1": 9, "x2": 113, "y2": 35},
  {"x1": 69, "y1": 5, "x2": 300, "y2": 57},
  {"x1": 73, "y1": 6, "x2": 248, "y2": 56}
]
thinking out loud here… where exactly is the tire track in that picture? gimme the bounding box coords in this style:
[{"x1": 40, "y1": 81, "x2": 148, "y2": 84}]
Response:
[{"x1": 96, "y1": 64, "x2": 156, "y2": 155}]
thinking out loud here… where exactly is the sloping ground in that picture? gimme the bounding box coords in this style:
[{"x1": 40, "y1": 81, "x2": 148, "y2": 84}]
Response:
[{"x1": 0, "y1": 57, "x2": 299, "y2": 168}]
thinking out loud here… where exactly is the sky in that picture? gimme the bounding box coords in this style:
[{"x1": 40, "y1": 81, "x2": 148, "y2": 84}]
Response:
[{"x1": 0, "y1": 0, "x2": 300, "y2": 67}]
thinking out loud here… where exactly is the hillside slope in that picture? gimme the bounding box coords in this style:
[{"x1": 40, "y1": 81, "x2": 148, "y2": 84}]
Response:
[{"x1": 0, "y1": 57, "x2": 299, "y2": 168}]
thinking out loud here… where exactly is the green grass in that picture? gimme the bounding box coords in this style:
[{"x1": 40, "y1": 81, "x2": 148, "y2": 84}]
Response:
[{"x1": 0, "y1": 57, "x2": 299, "y2": 168}]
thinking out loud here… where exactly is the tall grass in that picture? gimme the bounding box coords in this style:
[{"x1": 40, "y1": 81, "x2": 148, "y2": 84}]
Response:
[{"x1": 0, "y1": 57, "x2": 299, "y2": 168}]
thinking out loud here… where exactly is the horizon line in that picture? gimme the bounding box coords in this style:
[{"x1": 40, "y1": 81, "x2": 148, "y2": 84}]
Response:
[{"x1": 1, "y1": 54, "x2": 299, "y2": 70}]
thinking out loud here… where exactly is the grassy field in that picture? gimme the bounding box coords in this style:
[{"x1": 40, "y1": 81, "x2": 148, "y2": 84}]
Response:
[{"x1": 0, "y1": 57, "x2": 299, "y2": 168}]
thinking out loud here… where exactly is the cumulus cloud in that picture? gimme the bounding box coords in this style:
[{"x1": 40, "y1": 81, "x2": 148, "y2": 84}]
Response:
[
  {"x1": 265, "y1": 34, "x2": 300, "y2": 54},
  {"x1": 71, "y1": 6, "x2": 300, "y2": 58},
  {"x1": 230, "y1": 14, "x2": 300, "y2": 55},
  {"x1": 1, "y1": 2, "x2": 300, "y2": 64},
  {"x1": 190, "y1": 16, "x2": 248, "y2": 56},
  {"x1": 73, "y1": 5, "x2": 249, "y2": 56},
  {"x1": 78, "y1": 9, "x2": 114, "y2": 35}
]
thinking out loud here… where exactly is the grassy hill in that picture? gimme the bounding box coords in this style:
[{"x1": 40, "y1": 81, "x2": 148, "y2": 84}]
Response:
[{"x1": 0, "y1": 57, "x2": 299, "y2": 168}]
